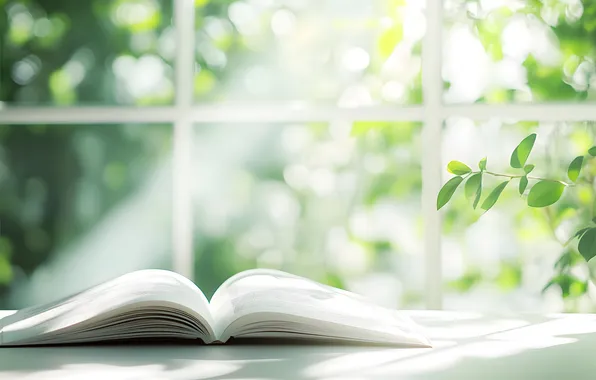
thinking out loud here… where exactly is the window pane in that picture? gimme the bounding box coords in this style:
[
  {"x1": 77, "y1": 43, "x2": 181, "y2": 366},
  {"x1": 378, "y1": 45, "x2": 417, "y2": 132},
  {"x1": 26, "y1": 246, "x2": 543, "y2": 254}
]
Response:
[
  {"x1": 1, "y1": 0, "x2": 174, "y2": 105},
  {"x1": 192, "y1": 122, "x2": 423, "y2": 308},
  {"x1": 442, "y1": 119, "x2": 596, "y2": 312},
  {"x1": 194, "y1": 0, "x2": 424, "y2": 105},
  {"x1": 0, "y1": 123, "x2": 172, "y2": 308},
  {"x1": 444, "y1": 1, "x2": 596, "y2": 103}
]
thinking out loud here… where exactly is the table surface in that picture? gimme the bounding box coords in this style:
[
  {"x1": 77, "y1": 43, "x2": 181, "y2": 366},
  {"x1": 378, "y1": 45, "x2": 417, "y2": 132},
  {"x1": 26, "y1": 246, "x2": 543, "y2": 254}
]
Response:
[{"x1": 1, "y1": 310, "x2": 596, "y2": 380}]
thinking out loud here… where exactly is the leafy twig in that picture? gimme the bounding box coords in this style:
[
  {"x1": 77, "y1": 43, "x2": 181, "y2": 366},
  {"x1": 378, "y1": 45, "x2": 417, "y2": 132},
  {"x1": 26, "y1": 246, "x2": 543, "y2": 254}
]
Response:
[{"x1": 437, "y1": 132, "x2": 596, "y2": 263}]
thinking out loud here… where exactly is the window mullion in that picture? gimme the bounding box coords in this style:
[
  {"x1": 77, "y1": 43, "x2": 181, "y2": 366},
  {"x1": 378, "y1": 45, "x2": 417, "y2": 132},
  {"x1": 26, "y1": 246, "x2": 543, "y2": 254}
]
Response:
[
  {"x1": 172, "y1": 0, "x2": 195, "y2": 280},
  {"x1": 3, "y1": 104, "x2": 596, "y2": 124},
  {"x1": 421, "y1": 0, "x2": 444, "y2": 310}
]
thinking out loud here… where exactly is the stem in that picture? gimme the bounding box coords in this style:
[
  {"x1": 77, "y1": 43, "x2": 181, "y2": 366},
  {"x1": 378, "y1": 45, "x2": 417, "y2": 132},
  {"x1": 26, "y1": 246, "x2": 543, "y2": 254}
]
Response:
[
  {"x1": 484, "y1": 171, "x2": 573, "y2": 187},
  {"x1": 484, "y1": 171, "x2": 523, "y2": 179}
]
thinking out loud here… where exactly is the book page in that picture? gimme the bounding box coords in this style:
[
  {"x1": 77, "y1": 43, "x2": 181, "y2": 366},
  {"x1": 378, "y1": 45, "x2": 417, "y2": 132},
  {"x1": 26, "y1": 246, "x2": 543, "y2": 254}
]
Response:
[
  {"x1": 210, "y1": 269, "x2": 430, "y2": 346},
  {"x1": 0, "y1": 270, "x2": 215, "y2": 345}
]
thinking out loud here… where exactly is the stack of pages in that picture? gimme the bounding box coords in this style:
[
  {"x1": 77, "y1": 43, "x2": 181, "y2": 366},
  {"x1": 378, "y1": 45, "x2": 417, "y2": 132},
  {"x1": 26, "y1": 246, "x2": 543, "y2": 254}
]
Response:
[{"x1": 0, "y1": 269, "x2": 431, "y2": 347}]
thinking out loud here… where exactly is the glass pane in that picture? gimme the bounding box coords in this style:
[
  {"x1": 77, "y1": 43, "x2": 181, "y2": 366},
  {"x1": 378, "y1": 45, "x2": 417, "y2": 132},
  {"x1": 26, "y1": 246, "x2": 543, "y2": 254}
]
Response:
[
  {"x1": 1, "y1": 0, "x2": 174, "y2": 105},
  {"x1": 444, "y1": 1, "x2": 596, "y2": 103},
  {"x1": 441, "y1": 118, "x2": 596, "y2": 312},
  {"x1": 0, "y1": 123, "x2": 172, "y2": 308},
  {"x1": 193, "y1": 0, "x2": 424, "y2": 105},
  {"x1": 193, "y1": 122, "x2": 423, "y2": 308}
]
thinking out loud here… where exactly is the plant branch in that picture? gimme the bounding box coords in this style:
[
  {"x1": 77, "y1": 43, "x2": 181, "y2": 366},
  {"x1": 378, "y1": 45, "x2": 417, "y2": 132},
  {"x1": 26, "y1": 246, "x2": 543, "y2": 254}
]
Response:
[{"x1": 484, "y1": 171, "x2": 573, "y2": 187}]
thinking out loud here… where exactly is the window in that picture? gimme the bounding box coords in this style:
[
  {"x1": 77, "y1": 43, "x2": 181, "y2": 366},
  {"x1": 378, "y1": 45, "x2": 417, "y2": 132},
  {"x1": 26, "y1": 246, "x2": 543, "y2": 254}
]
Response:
[{"x1": 1, "y1": 0, "x2": 596, "y2": 311}]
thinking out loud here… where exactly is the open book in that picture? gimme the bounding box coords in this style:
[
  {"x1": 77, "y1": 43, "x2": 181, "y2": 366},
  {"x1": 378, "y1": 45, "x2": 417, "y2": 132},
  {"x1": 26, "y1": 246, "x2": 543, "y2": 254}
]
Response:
[{"x1": 0, "y1": 269, "x2": 431, "y2": 347}]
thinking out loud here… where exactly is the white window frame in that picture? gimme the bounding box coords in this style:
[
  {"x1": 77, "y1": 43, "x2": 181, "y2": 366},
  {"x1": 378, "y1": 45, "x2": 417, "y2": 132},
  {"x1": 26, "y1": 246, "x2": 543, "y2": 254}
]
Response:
[{"x1": 2, "y1": 0, "x2": 596, "y2": 309}]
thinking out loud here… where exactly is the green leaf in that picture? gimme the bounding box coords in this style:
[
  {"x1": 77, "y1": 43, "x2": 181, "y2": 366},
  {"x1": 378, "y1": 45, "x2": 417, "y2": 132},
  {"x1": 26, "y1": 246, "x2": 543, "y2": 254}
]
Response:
[
  {"x1": 570, "y1": 280, "x2": 589, "y2": 297},
  {"x1": 527, "y1": 180, "x2": 565, "y2": 208},
  {"x1": 510, "y1": 133, "x2": 537, "y2": 169},
  {"x1": 377, "y1": 25, "x2": 403, "y2": 60},
  {"x1": 589, "y1": 146, "x2": 596, "y2": 157},
  {"x1": 563, "y1": 227, "x2": 590, "y2": 246},
  {"x1": 567, "y1": 156, "x2": 584, "y2": 182},
  {"x1": 523, "y1": 164, "x2": 535, "y2": 174},
  {"x1": 543, "y1": 274, "x2": 587, "y2": 298},
  {"x1": 351, "y1": 121, "x2": 380, "y2": 137},
  {"x1": 554, "y1": 250, "x2": 580, "y2": 270},
  {"x1": 194, "y1": 70, "x2": 216, "y2": 96},
  {"x1": 576, "y1": 227, "x2": 591, "y2": 238},
  {"x1": 447, "y1": 161, "x2": 471, "y2": 175},
  {"x1": 437, "y1": 176, "x2": 464, "y2": 210},
  {"x1": 519, "y1": 176, "x2": 528, "y2": 194},
  {"x1": 478, "y1": 157, "x2": 487, "y2": 171},
  {"x1": 542, "y1": 279, "x2": 555, "y2": 293},
  {"x1": 481, "y1": 180, "x2": 509, "y2": 211},
  {"x1": 578, "y1": 228, "x2": 596, "y2": 262},
  {"x1": 496, "y1": 262, "x2": 522, "y2": 291},
  {"x1": 447, "y1": 270, "x2": 482, "y2": 292},
  {"x1": 473, "y1": 180, "x2": 483, "y2": 210},
  {"x1": 464, "y1": 173, "x2": 481, "y2": 199},
  {"x1": 464, "y1": 173, "x2": 483, "y2": 209}
]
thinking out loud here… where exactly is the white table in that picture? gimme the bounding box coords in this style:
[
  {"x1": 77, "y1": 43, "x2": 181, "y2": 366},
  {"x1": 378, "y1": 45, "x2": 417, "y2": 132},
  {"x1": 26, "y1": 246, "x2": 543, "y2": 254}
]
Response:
[{"x1": 1, "y1": 310, "x2": 595, "y2": 379}]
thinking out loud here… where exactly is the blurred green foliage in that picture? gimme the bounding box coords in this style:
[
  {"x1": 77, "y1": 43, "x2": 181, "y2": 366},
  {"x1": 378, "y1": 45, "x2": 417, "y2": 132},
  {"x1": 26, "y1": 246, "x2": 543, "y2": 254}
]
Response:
[
  {"x1": 192, "y1": 122, "x2": 422, "y2": 300},
  {"x1": 0, "y1": 124, "x2": 171, "y2": 305},
  {"x1": 446, "y1": 0, "x2": 596, "y2": 102},
  {"x1": 1, "y1": 0, "x2": 174, "y2": 104},
  {"x1": 192, "y1": 0, "x2": 422, "y2": 103}
]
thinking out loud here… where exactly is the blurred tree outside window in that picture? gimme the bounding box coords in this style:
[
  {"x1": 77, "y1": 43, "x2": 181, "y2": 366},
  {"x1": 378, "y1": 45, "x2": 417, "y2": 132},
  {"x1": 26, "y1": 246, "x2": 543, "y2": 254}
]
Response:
[
  {"x1": 192, "y1": 122, "x2": 423, "y2": 308},
  {"x1": 444, "y1": 0, "x2": 596, "y2": 103},
  {"x1": 193, "y1": 0, "x2": 423, "y2": 104}
]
